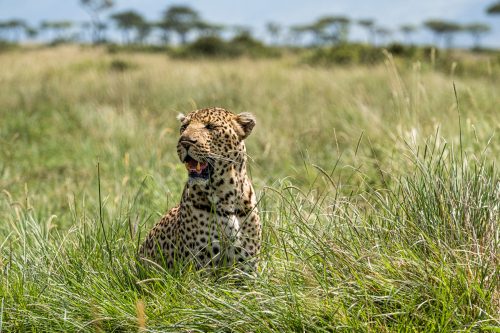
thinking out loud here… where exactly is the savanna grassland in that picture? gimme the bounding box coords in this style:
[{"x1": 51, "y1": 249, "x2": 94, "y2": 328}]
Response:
[{"x1": 0, "y1": 46, "x2": 498, "y2": 332}]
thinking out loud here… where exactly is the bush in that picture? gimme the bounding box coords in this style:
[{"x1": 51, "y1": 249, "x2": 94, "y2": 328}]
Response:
[
  {"x1": 229, "y1": 34, "x2": 281, "y2": 58},
  {"x1": 107, "y1": 43, "x2": 169, "y2": 54},
  {"x1": 421, "y1": 45, "x2": 439, "y2": 60},
  {"x1": 174, "y1": 35, "x2": 281, "y2": 59},
  {"x1": 0, "y1": 40, "x2": 17, "y2": 52},
  {"x1": 358, "y1": 45, "x2": 386, "y2": 64},
  {"x1": 109, "y1": 58, "x2": 137, "y2": 72},
  {"x1": 305, "y1": 44, "x2": 385, "y2": 66},
  {"x1": 386, "y1": 43, "x2": 417, "y2": 58},
  {"x1": 182, "y1": 36, "x2": 241, "y2": 58}
]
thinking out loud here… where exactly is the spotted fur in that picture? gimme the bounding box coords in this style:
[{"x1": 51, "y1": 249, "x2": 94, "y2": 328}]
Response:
[{"x1": 139, "y1": 107, "x2": 261, "y2": 272}]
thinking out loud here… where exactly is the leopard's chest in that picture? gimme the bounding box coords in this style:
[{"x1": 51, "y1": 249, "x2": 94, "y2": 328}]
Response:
[
  {"x1": 183, "y1": 209, "x2": 240, "y2": 238},
  {"x1": 178, "y1": 201, "x2": 243, "y2": 265}
]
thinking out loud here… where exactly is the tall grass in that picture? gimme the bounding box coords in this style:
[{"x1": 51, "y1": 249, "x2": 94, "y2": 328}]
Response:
[{"x1": 0, "y1": 46, "x2": 498, "y2": 331}]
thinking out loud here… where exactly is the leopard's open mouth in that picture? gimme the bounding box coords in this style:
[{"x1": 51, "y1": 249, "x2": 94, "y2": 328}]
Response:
[{"x1": 184, "y1": 155, "x2": 211, "y2": 180}]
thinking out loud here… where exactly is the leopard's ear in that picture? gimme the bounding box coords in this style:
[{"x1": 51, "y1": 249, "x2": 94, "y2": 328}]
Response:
[
  {"x1": 235, "y1": 112, "x2": 256, "y2": 140},
  {"x1": 177, "y1": 113, "x2": 186, "y2": 122}
]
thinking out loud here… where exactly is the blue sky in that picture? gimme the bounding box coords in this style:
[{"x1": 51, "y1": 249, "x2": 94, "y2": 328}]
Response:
[{"x1": 1, "y1": 0, "x2": 499, "y2": 47}]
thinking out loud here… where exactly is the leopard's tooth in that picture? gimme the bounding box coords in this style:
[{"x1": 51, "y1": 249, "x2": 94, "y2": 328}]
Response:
[{"x1": 196, "y1": 162, "x2": 201, "y2": 172}]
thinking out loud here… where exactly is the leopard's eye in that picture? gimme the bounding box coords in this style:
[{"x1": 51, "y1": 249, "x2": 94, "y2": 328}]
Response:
[
  {"x1": 205, "y1": 123, "x2": 215, "y2": 131},
  {"x1": 180, "y1": 124, "x2": 188, "y2": 133}
]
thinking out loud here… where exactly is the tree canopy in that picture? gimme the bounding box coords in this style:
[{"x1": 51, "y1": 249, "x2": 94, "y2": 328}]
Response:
[
  {"x1": 110, "y1": 10, "x2": 147, "y2": 43},
  {"x1": 358, "y1": 19, "x2": 375, "y2": 44},
  {"x1": 424, "y1": 20, "x2": 463, "y2": 48},
  {"x1": 309, "y1": 15, "x2": 350, "y2": 45},
  {"x1": 0, "y1": 19, "x2": 27, "y2": 42},
  {"x1": 464, "y1": 23, "x2": 491, "y2": 48},
  {"x1": 486, "y1": 1, "x2": 500, "y2": 14},
  {"x1": 400, "y1": 24, "x2": 418, "y2": 44},
  {"x1": 266, "y1": 22, "x2": 282, "y2": 45},
  {"x1": 161, "y1": 5, "x2": 200, "y2": 44},
  {"x1": 40, "y1": 21, "x2": 74, "y2": 42},
  {"x1": 79, "y1": 0, "x2": 114, "y2": 43}
]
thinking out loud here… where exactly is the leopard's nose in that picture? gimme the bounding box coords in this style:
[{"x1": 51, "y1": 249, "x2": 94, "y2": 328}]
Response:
[{"x1": 180, "y1": 138, "x2": 197, "y2": 149}]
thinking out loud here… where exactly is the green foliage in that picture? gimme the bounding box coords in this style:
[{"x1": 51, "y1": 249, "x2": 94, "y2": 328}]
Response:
[
  {"x1": 0, "y1": 40, "x2": 17, "y2": 51},
  {"x1": 293, "y1": 15, "x2": 351, "y2": 46},
  {"x1": 161, "y1": 5, "x2": 200, "y2": 45},
  {"x1": 486, "y1": 1, "x2": 500, "y2": 14},
  {"x1": 181, "y1": 36, "x2": 237, "y2": 57},
  {"x1": 400, "y1": 24, "x2": 417, "y2": 34},
  {"x1": 265, "y1": 22, "x2": 282, "y2": 45},
  {"x1": 0, "y1": 19, "x2": 27, "y2": 42},
  {"x1": 424, "y1": 20, "x2": 463, "y2": 34},
  {"x1": 79, "y1": 0, "x2": 114, "y2": 43},
  {"x1": 110, "y1": 10, "x2": 150, "y2": 44},
  {"x1": 387, "y1": 42, "x2": 417, "y2": 57},
  {"x1": 305, "y1": 44, "x2": 386, "y2": 65},
  {"x1": 109, "y1": 58, "x2": 137, "y2": 71},
  {"x1": 175, "y1": 35, "x2": 281, "y2": 59},
  {"x1": 229, "y1": 33, "x2": 281, "y2": 57},
  {"x1": 80, "y1": 0, "x2": 113, "y2": 11},
  {"x1": 40, "y1": 20, "x2": 74, "y2": 44},
  {"x1": 358, "y1": 18, "x2": 374, "y2": 27},
  {"x1": 303, "y1": 43, "x2": 500, "y2": 80},
  {"x1": 424, "y1": 20, "x2": 463, "y2": 48},
  {"x1": 107, "y1": 43, "x2": 168, "y2": 53},
  {"x1": 463, "y1": 23, "x2": 491, "y2": 49},
  {"x1": 312, "y1": 15, "x2": 351, "y2": 45},
  {"x1": 110, "y1": 10, "x2": 144, "y2": 30}
]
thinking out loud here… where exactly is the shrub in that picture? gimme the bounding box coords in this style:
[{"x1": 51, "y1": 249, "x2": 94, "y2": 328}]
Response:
[
  {"x1": 109, "y1": 58, "x2": 136, "y2": 72},
  {"x1": 107, "y1": 43, "x2": 169, "y2": 54},
  {"x1": 183, "y1": 36, "x2": 241, "y2": 58},
  {"x1": 175, "y1": 35, "x2": 281, "y2": 59},
  {"x1": 305, "y1": 44, "x2": 385, "y2": 66},
  {"x1": 386, "y1": 42, "x2": 417, "y2": 58},
  {"x1": 0, "y1": 40, "x2": 17, "y2": 52}
]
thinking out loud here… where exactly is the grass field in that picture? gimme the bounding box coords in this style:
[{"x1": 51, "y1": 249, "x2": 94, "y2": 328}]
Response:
[{"x1": 0, "y1": 46, "x2": 498, "y2": 332}]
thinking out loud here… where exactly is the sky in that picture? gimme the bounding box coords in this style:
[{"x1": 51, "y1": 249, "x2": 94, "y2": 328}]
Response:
[{"x1": 1, "y1": 0, "x2": 499, "y2": 47}]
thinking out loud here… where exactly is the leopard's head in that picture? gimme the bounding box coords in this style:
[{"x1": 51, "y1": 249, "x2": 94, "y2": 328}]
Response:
[{"x1": 176, "y1": 107, "x2": 255, "y2": 185}]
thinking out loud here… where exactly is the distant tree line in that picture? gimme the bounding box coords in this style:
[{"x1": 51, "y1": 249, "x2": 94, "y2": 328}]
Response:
[{"x1": 0, "y1": 0, "x2": 499, "y2": 50}]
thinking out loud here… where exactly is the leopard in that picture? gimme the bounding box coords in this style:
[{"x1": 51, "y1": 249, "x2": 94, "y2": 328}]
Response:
[{"x1": 138, "y1": 107, "x2": 261, "y2": 272}]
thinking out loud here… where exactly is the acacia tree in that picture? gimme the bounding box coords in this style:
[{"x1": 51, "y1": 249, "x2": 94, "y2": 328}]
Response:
[
  {"x1": 486, "y1": 1, "x2": 500, "y2": 14},
  {"x1": 0, "y1": 19, "x2": 27, "y2": 42},
  {"x1": 161, "y1": 5, "x2": 200, "y2": 45},
  {"x1": 400, "y1": 24, "x2": 418, "y2": 44},
  {"x1": 374, "y1": 26, "x2": 392, "y2": 46},
  {"x1": 110, "y1": 10, "x2": 146, "y2": 44},
  {"x1": 0, "y1": 22, "x2": 8, "y2": 41},
  {"x1": 95, "y1": 22, "x2": 108, "y2": 42},
  {"x1": 136, "y1": 22, "x2": 152, "y2": 44},
  {"x1": 80, "y1": 21, "x2": 92, "y2": 42},
  {"x1": 79, "y1": 0, "x2": 114, "y2": 43},
  {"x1": 42, "y1": 21, "x2": 73, "y2": 42},
  {"x1": 231, "y1": 25, "x2": 252, "y2": 39},
  {"x1": 311, "y1": 15, "x2": 350, "y2": 45},
  {"x1": 424, "y1": 20, "x2": 462, "y2": 48},
  {"x1": 155, "y1": 20, "x2": 171, "y2": 45},
  {"x1": 288, "y1": 25, "x2": 310, "y2": 46},
  {"x1": 265, "y1": 22, "x2": 282, "y2": 45},
  {"x1": 196, "y1": 21, "x2": 224, "y2": 38},
  {"x1": 25, "y1": 27, "x2": 38, "y2": 41},
  {"x1": 358, "y1": 19, "x2": 375, "y2": 44},
  {"x1": 464, "y1": 23, "x2": 490, "y2": 48}
]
